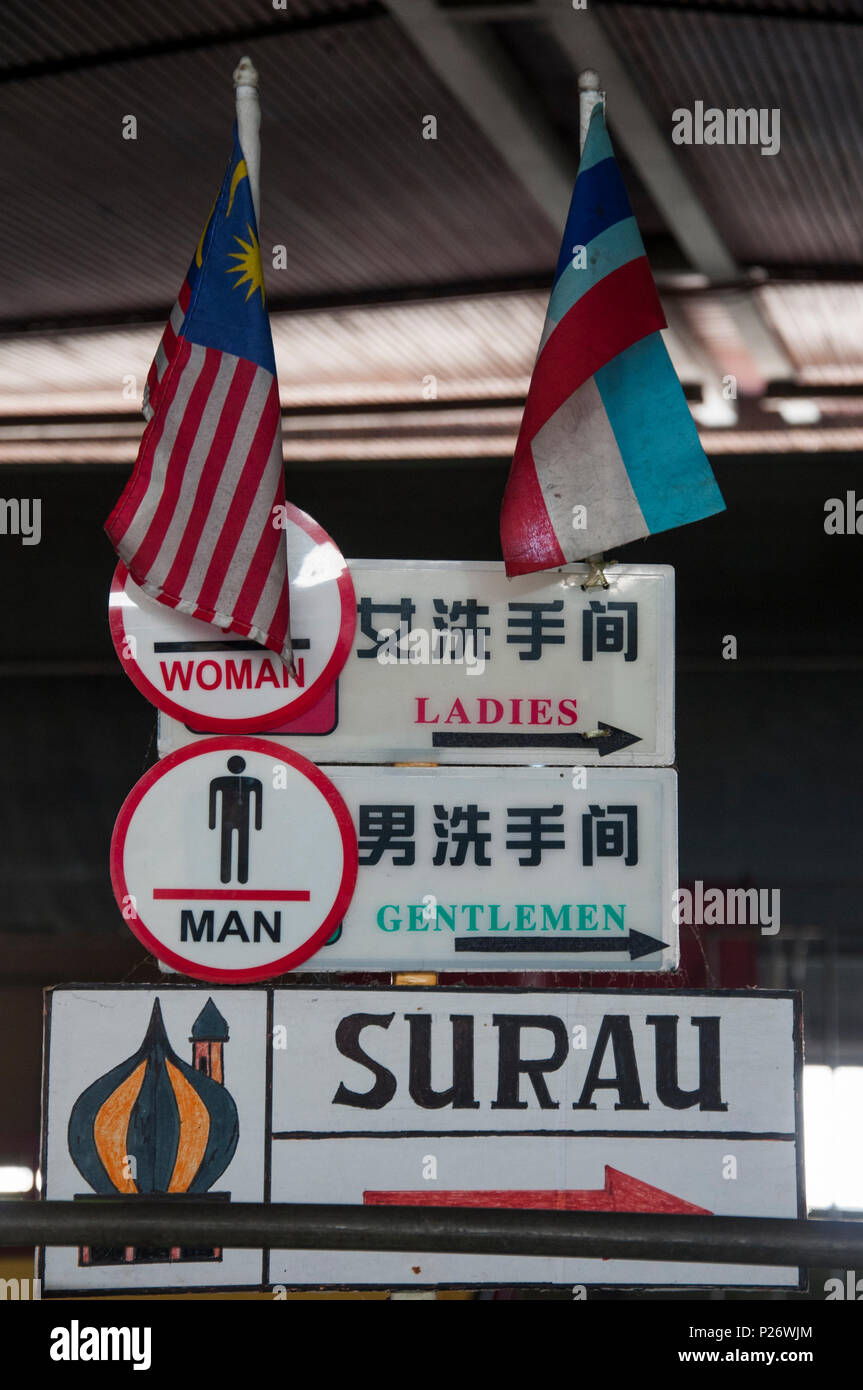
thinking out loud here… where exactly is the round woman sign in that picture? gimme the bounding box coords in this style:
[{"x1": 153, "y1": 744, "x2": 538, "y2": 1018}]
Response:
[
  {"x1": 111, "y1": 737, "x2": 358, "y2": 982},
  {"x1": 109, "y1": 503, "x2": 355, "y2": 732}
]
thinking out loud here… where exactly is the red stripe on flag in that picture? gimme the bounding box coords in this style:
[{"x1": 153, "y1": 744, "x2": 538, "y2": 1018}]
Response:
[
  {"x1": 130, "y1": 347, "x2": 222, "y2": 573},
  {"x1": 518, "y1": 257, "x2": 665, "y2": 444},
  {"x1": 265, "y1": 594, "x2": 290, "y2": 657},
  {"x1": 194, "y1": 381, "x2": 281, "y2": 618},
  {"x1": 159, "y1": 318, "x2": 178, "y2": 367},
  {"x1": 500, "y1": 435, "x2": 566, "y2": 577},
  {"x1": 145, "y1": 356, "x2": 161, "y2": 399},
  {"x1": 145, "y1": 283, "x2": 189, "y2": 414},
  {"x1": 160, "y1": 357, "x2": 258, "y2": 597},
  {"x1": 106, "y1": 336, "x2": 193, "y2": 548},
  {"x1": 230, "y1": 471, "x2": 286, "y2": 638}
]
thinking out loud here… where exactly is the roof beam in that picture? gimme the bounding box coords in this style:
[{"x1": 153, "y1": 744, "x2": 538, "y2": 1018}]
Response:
[
  {"x1": 386, "y1": 0, "x2": 574, "y2": 229},
  {"x1": 451, "y1": 1, "x2": 863, "y2": 24},
  {"x1": 388, "y1": 0, "x2": 790, "y2": 386}
]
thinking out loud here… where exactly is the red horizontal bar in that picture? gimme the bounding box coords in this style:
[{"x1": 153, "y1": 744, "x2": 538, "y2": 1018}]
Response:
[{"x1": 153, "y1": 889, "x2": 310, "y2": 900}]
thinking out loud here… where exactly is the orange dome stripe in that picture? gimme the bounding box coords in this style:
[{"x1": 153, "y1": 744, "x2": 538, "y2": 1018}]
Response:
[
  {"x1": 93, "y1": 1060, "x2": 147, "y2": 1194},
  {"x1": 165, "y1": 1060, "x2": 210, "y2": 1193}
]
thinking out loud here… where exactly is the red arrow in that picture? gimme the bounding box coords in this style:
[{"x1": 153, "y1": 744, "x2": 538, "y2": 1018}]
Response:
[{"x1": 363, "y1": 1165, "x2": 712, "y2": 1214}]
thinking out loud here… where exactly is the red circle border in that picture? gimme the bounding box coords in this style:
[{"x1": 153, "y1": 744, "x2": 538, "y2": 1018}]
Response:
[
  {"x1": 110, "y1": 736, "x2": 359, "y2": 983},
  {"x1": 109, "y1": 502, "x2": 356, "y2": 731}
]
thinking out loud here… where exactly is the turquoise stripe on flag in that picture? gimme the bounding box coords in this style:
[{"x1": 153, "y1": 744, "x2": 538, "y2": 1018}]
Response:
[
  {"x1": 546, "y1": 217, "x2": 646, "y2": 329},
  {"x1": 578, "y1": 102, "x2": 613, "y2": 174},
  {"x1": 594, "y1": 333, "x2": 726, "y2": 533}
]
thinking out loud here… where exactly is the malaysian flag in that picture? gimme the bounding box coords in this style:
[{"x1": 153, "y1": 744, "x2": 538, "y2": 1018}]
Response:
[
  {"x1": 500, "y1": 102, "x2": 725, "y2": 576},
  {"x1": 106, "y1": 126, "x2": 291, "y2": 665}
]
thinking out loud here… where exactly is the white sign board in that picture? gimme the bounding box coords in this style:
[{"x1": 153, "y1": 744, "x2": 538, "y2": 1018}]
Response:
[
  {"x1": 113, "y1": 750, "x2": 677, "y2": 974},
  {"x1": 40, "y1": 986, "x2": 803, "y2": 1294},
  {"x1": 110, "y1": 503, "x2": 356, "y2": 732},
  {"x1": 111, "y1": 738, "x2": 358, "y2": 981},
  {"x1": 304, "y1": 765, "x2": 678, "y2": 972},
  {"x1": 158, "y1": 562, "x2": 674, "y2": 765}
]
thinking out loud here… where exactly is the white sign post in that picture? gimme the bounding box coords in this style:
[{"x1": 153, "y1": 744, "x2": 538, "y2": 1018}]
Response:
[
  {"x1": 157, "y1": 561, "x2": 674, "y2": 765},
  {"x1": 40, "y1": 986, "x2": 804, "y2": 1295}
]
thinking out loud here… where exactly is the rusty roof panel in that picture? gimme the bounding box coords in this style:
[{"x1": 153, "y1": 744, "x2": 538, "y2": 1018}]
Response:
[
  {"x1": 0, "y1": 16, "x2": 558, "y2": 321},
  {"x1": 603, "y1": 3, "x2": 863, "y2": 266}
]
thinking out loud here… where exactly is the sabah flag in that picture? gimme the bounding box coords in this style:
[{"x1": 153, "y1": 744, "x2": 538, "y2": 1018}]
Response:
[
  {"x1": 500, "y1": 102, "x2": 725, "y2": 576},
  {"x1": 106, "y1": 127, "x2": 291, "y2": 665}
]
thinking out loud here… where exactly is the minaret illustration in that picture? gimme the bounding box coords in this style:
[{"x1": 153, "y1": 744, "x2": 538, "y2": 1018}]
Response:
[
  {"x1": 68, "y1": 998, "x2": 238, "y2": 1266},
  {"x1": 191, "y1": 997, "x2": 230, "y2": 1082}
]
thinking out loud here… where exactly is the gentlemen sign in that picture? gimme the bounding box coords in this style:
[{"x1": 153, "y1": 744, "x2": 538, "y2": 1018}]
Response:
[
  {"x1": 158, "y1": 561, "x2": 674, "y2": 765},
  {"x1": 301, "y1": 765, "x2": 677, "y2": 972},
  {"x1": 40, "y1": 986, "x2": 803, "y2": 1294},
  {"x1": 112, "y1": 750, "x2": 677, "y2": 974}
]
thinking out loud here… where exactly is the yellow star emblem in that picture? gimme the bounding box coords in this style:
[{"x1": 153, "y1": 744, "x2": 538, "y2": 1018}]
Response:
[{"x1": 227, "y1": 225, "x2": 265, "y2": 304}]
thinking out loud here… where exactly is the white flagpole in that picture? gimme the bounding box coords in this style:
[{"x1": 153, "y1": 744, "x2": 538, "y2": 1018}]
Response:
[
  {"x1": 233, "y1": 56, "x2": 262, "y2": 228},
  {"x1": 578, "y1": 69, "x2": 604, "y2": 156},
  {"x1": 578, "y1": 70, "x2": 609, "y2": 589}
]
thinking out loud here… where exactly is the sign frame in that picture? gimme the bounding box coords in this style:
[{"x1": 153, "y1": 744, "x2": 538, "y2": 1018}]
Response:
[
  {"x1": 297, "y1": 764, "x2": 679, "y2": 972},
  {"x1": 110, "y1": 737, "x2": 359, "y2": 982},
  {"x1": 39, "y1": 983, "x2": 806, "y2": 1297},
  {"x1": 109, "y1": 503, "x2": 357, "y2": 732},
  {"x1": 157, "y1": 560, "x2": 676, "y2": 766}
]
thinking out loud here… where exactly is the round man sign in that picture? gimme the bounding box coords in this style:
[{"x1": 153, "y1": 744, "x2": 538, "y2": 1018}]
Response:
[
  {"x1": 109, "y1": 503, "x2": 355, "y2": 731},
  {"x1": 111, "y1": 737, "x2": 358, "y2": 982}
]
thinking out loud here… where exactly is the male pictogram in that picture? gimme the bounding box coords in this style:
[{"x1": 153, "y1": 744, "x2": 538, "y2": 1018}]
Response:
[{"x1": 209, "y1": 756, "x2": 263, "y2": 884}]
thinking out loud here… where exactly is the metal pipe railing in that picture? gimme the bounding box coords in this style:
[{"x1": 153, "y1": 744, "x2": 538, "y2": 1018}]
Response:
[{"x1": 2, "y1": 1201, "x2": 861, "y2": 1267}]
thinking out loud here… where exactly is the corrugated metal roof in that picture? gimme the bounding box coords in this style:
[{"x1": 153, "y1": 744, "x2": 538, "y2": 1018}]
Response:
[
  {"x1": 0, "y1": 0, "x2": 364, "y2": 69},
  {"x1": 602, "y1": 3, "x2": 863, "y2": 265},
  {"x1": 0, "y1": 0, "x2": 861, "y2": 453},
  {"x1": 0, "y1": 13, "x2": 558, "y2": 324},
  {"x1": 758, "y1": 283, "x2": 863, "y2": 381},
  {"x1": 614, "y1": 1, "x2": 863, "y2": 14},
  {"x1": 489, "y1": 15, "x2": 669, "y2": 239},
  {"x1": 0, "y1": 288, "x2": 712, "y2": 421}
]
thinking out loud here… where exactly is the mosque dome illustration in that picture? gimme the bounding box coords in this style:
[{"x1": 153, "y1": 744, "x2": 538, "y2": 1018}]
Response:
[{"x1": 68, "y1": 998, "x2": 238, "y2": 1198}]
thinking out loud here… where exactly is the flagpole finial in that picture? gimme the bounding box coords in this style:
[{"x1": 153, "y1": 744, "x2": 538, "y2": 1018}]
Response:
[
  {"x1": 233, "y1": 57, "x2": 262, "y2": 227},
  {"x1": 578, "y1": 69, "x2": 604, "y2": 155},
  {"x1": 233, "y1": 56, "x2": 259, "y2": 89}
]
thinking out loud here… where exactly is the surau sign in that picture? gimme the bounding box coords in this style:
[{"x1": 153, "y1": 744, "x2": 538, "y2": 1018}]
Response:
[
  {"x1": 41, "y1": 986, "x2": 804, "y2": 1296},
  {"x1": 328, "y1": 1007, "x2": 725, "y2": 1112}
]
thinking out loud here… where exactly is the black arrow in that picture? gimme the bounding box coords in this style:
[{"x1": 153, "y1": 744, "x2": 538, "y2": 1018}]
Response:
[
  {"x1": 454, "y1": 929, "x2": 667, "y2": 960},
  {"x1": 431, "y1": 722, "x2": 642, "y2": 756}
]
